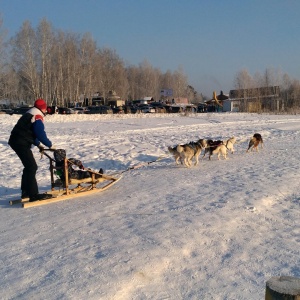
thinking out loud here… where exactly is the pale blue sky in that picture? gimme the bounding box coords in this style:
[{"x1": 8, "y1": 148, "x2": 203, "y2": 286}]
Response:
[{"x1": 1, "y1": 0, "x2": 299, "y2": 97}]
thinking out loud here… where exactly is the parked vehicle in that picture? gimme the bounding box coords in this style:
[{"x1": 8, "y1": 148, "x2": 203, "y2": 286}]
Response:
[
  {"x1": 86, "y1": 105, "x2": 113, "y2": 114},
  {"x1": 184, "y1": 105, "x2": 197, "y2": 113},
  {"x1": 132, "y1": 99, "x2": 148, "y2": 106},
  {"x1": 57, "y1": 107, "x2": 77, "y2": 114},
  {"x1": 125, "y1": 105, "x2": 141, "y2": 114},
  {"x1": 1, "y1": 108, "x2": 14, "y2": 114},
  {"x1": 9, "y1": 106, "x2": 33, "y2": 115},
  {"x1": 112, "y1": 106, "x2": 124, "y2": 114},
  {"x1": 197, "y1": 103, "x2": 208, "y2": 113},
  {"x1": 47, "y1": 106, "x2": 59, "y2": 115},
  {"x1": 138, "y1": 104, "x2": 156, "y2": 113},
  {"x1": 73, "y1": 107, "x2": 89, "y2": 114},
  {"x1": 164, "y1": 105, "x2": 183, "y2": 113},
  {"x1": 150, "y1": 102, "x2": 167, "y2": 113}
]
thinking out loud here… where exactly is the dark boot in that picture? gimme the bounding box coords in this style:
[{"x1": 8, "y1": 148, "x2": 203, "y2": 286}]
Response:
[
  {"x1": 21, "y1": 190, "x2": 29, "y2": 199},
  {"x1": 95, "y1": 168, "x2": 104, "y2": 179},
  {"x1": 29, "y1": 193, "x2": 53, "y2": 202}
]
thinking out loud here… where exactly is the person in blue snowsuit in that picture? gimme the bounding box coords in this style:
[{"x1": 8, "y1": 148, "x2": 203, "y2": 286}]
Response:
[{"x1": 8, "y1": 99, "x2": 55, "y2": 202}]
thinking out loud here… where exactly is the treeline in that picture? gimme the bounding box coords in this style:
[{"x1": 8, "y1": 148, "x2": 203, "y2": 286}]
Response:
[
  {"x1": 0, "y1": 17, "x2": 299, "y2": 111},
  {"x1": 0, "y1": 18, "x2": 199, "y2": 106}
]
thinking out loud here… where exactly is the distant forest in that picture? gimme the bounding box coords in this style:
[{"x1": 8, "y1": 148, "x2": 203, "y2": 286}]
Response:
[{"x1": 0, "y1": 17, "x2": 299, "y2": 111}]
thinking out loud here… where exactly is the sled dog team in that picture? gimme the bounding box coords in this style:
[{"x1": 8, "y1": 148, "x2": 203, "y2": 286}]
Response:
[{"x1": 168, "y1": 133, "x2": 263, "y2": 168}]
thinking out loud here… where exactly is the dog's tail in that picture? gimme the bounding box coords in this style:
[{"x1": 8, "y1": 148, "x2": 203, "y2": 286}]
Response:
[
  {"x1": 176, "y1": 145, "x2": 185, "y2": 153},
  {"x1": 247, "y1": 138, "x2": 255, "y2": 152}
]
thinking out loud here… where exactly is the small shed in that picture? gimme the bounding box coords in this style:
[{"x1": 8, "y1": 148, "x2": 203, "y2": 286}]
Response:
[{"x1": 222, "y1": 99, "x2": 240, "y2": 112}]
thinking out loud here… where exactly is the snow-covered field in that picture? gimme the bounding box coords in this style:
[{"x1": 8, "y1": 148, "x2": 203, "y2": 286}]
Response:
[{"x1": 1, "y1": 112, "x2": 300, "y2": 300}]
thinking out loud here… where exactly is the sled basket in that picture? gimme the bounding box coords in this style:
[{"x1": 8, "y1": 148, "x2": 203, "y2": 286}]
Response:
[{"x1": 10, "y1": 149, "x2": 121, "y2": 208}]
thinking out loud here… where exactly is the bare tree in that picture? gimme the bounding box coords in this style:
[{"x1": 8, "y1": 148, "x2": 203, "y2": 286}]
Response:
[
  {"x1": 288, "y1": 79, "x2": 300, "y2": 110},
  {"x1": 186, "y1": 85, "x2": 201, "y2": 104},
  {"x1": 0, "y1": 15, "x2": 11, "y2": 100},
  {"x1": 281, "y1": 73, "x2": 292, "y2": 110},
  {"x1": 160, "y1": 70, "x2": 173, "y2": 92},
  {"x1": 126, "y1": 65, "x2": 139, "y2": 100},
  {"x1": 10, "y1": 20, "x2": 40, "y2": 102},
  {"x1": 51, "y1": 30, "x2": 66, "y2": 106},
  {"x1": 97, "y1": 48, "x2": 127, "y2": 99},
  {"x1": 233, "y1": 69, "x2": 254, "y2": 111},
  {"x1": 78, "y1": 33, "x2": 97, "y2": 102},
  {"x1": 136, "y1": 60, "x2": 161, "y2": 100},
  {"x1": 36, "y1": 18, "x2": 55, "y2": 103},
  {"x1": 63, "y1": 32, "x2": 81, "y2": 105},
  {"x1": 172, "y1": 66, "x2": 188, "y2": 98}
]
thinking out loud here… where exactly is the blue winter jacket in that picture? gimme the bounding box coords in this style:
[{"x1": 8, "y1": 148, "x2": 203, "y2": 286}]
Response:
[{"x1": 9, "y1": 107, "x2": 52, "y2": 148}]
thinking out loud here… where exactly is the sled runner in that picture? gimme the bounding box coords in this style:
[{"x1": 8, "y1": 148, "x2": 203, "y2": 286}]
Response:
[{"x1": 10, "y1": 149, "x2": 121, "y2": 208}]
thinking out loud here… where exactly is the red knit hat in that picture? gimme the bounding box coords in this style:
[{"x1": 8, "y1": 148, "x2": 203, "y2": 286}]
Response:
[{"x1": 34, "y1": 99, "x2": 47, "y2": 111}]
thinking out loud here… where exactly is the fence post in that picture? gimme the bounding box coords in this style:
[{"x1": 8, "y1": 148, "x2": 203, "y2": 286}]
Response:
[{"x1": 265, "y1": 276, "x2": 300, "y2": 299}]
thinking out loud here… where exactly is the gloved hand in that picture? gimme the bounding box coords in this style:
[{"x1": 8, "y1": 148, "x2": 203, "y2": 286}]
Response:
[
  {"x1": 38, "y1": 144, "x2": 44, "y2": 152},
  {"x1": 50, "y1": 145, "x2": 56, "y2": 150}
]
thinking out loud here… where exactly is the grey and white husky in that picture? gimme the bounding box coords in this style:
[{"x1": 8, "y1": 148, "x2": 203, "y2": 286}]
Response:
[{"x1": 168, "y1": 139, "x2": 207, "y2": 167}]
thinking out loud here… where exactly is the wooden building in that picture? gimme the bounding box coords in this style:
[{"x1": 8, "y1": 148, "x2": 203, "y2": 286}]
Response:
[{"x1": 224, "y1": 86, "x2": 281, "y2": 112}]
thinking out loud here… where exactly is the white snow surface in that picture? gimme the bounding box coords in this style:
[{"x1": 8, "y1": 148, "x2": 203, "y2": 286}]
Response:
[{"x1": 1, "y1": 112, "x2": 300, "y2": 300}]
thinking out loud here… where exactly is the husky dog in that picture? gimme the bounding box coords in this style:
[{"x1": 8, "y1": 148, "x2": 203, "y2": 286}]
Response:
[
  {"x1": 175, "y1": 139, "x2": 206, "y2": 167},
  {"x1": 168, "y1": 145, "x2": 183, "y2": 165},
  {"x1": 247, "y1": 133, "x2": 263, "y2": 152},
  {"x1": 224, "y1": 137, "x2": 237, "y2": 154},
  {"x1": 197, "y1": 138, "x2": 208, "y2": 149},
  {"x1": 168, "y1": 139, "x2": 207, "y2": 167},
  {"x1": 203, "y1": 140, "x2": 223, "y2": 158},
  {"x1": 204, "y1": 140, "x2": 227, "y2": 160}
]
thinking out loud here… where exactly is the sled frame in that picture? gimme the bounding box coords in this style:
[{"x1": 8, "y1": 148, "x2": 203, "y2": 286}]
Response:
[{"x1": 10, "y1": 150, "x2": 121, "y2": 208}]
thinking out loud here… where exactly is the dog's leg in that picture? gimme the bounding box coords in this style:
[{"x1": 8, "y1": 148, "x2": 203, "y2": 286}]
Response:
[
  {"x1": 247, "y1": 146, "x2": 253, "y2": 152},
  {"x1": 175, "y1": 154, "x2": 182, "y2": 165},
  {"x1": 223, "y1": 148, "x2": 228, "y2": 159},
  {"x1": 182, "y1": 157, "x2": 188, "y2": 167},
  {"x1": 194, "y1": 155, "x2": 198, "y2": 166},
  {"x1": 184, "y1": 158, "x2": 191, "y2": 168},
  {"x1": 188, "y1": 155, "x2": 193, "y2": 167},
  {"x1": 194, "y1": 151, "x2": 200, "y2": 166}
]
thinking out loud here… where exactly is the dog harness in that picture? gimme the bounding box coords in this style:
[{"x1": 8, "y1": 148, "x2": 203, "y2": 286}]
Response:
[{"x1": 187, "y1": 141, "x2": 202, "y2": 154}]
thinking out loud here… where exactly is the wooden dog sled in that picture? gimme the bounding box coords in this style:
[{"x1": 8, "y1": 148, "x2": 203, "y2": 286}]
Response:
[{"x1": 10, "y1": 149, "x2": 121, "y2": 208}]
